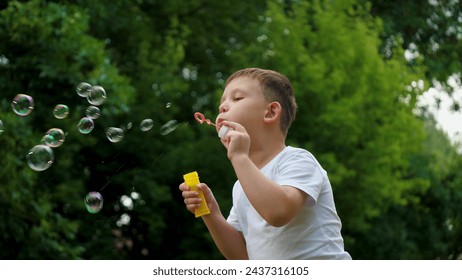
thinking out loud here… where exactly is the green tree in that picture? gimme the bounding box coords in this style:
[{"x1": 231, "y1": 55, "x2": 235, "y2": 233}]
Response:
[
  {"x1": 366, "y1": 0, "x2": 462, "y2": 101},
  {"x1": 355, "y1": 116, "x2": 462, "y2": 259},
  {"x1": 1, "y1": 0, "x2": 460, "y2": 260},
  {"x1": 0, "y1": 0, "x2": 134, "y2": 258}
]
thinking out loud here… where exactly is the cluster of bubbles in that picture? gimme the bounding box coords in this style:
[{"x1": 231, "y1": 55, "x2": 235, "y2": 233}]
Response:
[
  {"x1": 25, "y1": 128, "x2": 67, "y2": 172},
  {"x1": 3, "y1": 82, "x2": 182, "y2": 214},
  {"x1": 9, "y1": 93, "x2": 64, "y2": 172},
  {"x1": 75, "y1": 82, "x2": 105, "y2": 135}
]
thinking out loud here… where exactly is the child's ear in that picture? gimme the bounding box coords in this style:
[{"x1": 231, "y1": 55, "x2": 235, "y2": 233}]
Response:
[{"x1": 264, "y1": 101, "x2": 282, "y2": 124}]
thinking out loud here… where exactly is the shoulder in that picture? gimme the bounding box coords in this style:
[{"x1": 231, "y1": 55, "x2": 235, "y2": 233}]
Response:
[
  {"x1": 284, "y1": 146, "x2": 311, "y2": 156},
  {"x1": 280, "y1": 146, "x2": 318, "y2": 165},
  {"x1": 278, "y1": 146, "x2": 327, "y2": 177}
]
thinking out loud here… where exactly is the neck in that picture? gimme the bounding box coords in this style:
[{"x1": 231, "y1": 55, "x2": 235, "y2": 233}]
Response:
[{"x1": 249, "y1": 139, "x2": 286, "y2": 169}]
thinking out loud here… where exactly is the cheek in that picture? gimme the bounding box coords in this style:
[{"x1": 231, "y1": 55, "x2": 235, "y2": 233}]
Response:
[
  {"x1": 238, "y1": 108, "x2": 264, "y2": 126},
  {"x1": 230, "y1": 100, "x2": 265, "y2": 123}
]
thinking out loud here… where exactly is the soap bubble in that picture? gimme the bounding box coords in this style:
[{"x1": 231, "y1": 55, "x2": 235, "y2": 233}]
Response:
[
  {"x1": 120, "y1": 195, "x2": 133, "y2": 210},
  {"x1": 53, "y1": 104, "x2": 69, "y2": 119},
  {"x1": 87, "y1": 85, "x2": 107, "y2": 106},
  {"x1": 76, "y1": 82, "x2": 92, "y2": 97},
  {"x1": 12, "y1": 94, "x2": 34, "y2": 116},
  {"x1": 84, "y1": 191, "x2": 103, "y2": 214},
  {"x1": 85, "y1": 105, "x2": 101, "y2": 119},
  {"x1": 140, "y1": 119, "x2": 154, "y2": 132},
  {"x1": 116, "y1": 213, "x2": 131, "y2": 226},
  {"x1": 160, "y1": 120, "x2": 179, "y2": 135},
  {"x1": 165, "y1": 102, "x2": 172, "y2": 108},
  {"x1": 26, "y1": 144, "x2": 54, "y2": 171},
  {"x1": 43, "y1": 128, "x2": 66, "y2": 148},
  {"x1": 106, "y1": 127, "x2": 124, "y2": 143},
  {"x1": 125, "y1": 122, "x2": 132, "y2": 130},
  {"x1": 77, "y1": 117, "x2": 94, "y2": 134},
  {"x1": 0, "y1": 120, "x2": 4, "y2": 135},
  {"x1": 131, "y1": 191, "x2": 140, "y2": 200}
]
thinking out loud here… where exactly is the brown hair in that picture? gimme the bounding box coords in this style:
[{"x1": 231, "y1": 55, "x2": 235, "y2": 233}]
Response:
[{"x1": 225, "y1": 68, "x2": 297, "y2": 136}]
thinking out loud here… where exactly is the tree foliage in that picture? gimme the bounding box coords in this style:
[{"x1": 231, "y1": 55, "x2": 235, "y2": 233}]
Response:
[
  {"x1": 1, "y1": 0, "x2": 461, "y2": 260},
  {"x1": 366, "y1": 0, "x2": 462, "y2": 96}
]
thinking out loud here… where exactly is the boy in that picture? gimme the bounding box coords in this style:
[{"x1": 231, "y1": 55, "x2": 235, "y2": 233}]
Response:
[{"x1": 179, "y1": 68, "x2": 351, "y2": 260}]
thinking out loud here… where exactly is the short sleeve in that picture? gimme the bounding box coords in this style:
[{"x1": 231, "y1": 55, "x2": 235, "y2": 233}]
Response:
[
  {"x1": 226, "y1": 206, "x2": 242, "y2": 231},
  {"x1": 275, "y1": 149, "x2": 326, "y2": 207}
]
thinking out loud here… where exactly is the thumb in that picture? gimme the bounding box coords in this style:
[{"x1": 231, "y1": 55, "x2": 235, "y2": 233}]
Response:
[{"x1": 198, "y1": 183, "x2": 213, "y2": 199}]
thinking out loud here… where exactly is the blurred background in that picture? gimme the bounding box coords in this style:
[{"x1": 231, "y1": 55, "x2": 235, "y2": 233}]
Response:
[{"x1": 0, "y1": 0, "x2": 461, "y2": 260}]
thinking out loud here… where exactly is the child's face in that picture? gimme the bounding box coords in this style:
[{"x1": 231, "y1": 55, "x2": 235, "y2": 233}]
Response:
[{"x1": 216, "y1": 77, "x2": 269, "y2": 131}]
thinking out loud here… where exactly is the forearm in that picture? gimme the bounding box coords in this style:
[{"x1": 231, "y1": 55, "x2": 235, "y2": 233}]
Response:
[{"x1": 202, "y1": 213, "x2": 248, "y2": 260}]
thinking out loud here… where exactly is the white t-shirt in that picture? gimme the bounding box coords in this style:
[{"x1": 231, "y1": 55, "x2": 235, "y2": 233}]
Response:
[{"x1": 227, "y1": 146, "x2": 352, "y2": 260}]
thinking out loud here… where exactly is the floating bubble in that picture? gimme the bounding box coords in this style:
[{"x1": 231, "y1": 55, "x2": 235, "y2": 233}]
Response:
[
  {"x1": 12, "y1": 94, "x2": 34, "y2": 116},
  {"x1": 0, "y1": 120, "x2": 4, "y2": 135},
  {"x1": 131, "y1": 191, "x2": 140, "y2": 200},
  {"x1": 76, "y1": 82, "x2": 92, "y2": 97},
  {"x1": 160, "y1": 120, "x2": 179, "y2": 135},
  {"x1": 126, "y1": 122, "x2": 132, "y2": 130},
  {"x1": 165, "y1": 102, "x2": 172, "y2": 108},
  {"x1": 27, "y1": 144, "x2": 54, "y2": 171},
  {"x1": 106, "y1": 127, "x2": 124, "y2": 143},
  {"x1": 87, "y1": 85, "x2": 107, "y2": 106},
  {"x1": 43, "y1": 128, "x2": 66, "y2": 148},
  {"x1": 85, "y1": 105, "x2": 101, "y2": 119},
  {"x1": 120, "y1": 195, "x2": 134, "y2": 210},
  {"x1": 116, "y1": 213, "x2": 131, "y2": 226},
  {"x1": 77, "y1": 117, "x2": 94, "y2": 134},
  {"x1": 140, "y1": 119, "x2": 154, "y2": 132},
  {"x1": 53, "y1": 104, "x2": 69, "y2": 119},
  {"x1": 84, "y1": 191, "x2": 103, "y2": 214}
]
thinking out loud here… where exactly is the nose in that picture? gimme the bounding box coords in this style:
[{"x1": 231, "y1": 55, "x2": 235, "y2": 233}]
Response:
[{"x1": 218, "y1": 101, "x2": 228, "y2": 113}]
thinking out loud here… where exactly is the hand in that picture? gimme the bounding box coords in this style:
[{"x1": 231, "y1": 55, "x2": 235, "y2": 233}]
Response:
[
  {"x1": 219, "y1": 121, "x2": 250, "y2": 161},
  {"x1": 179, "y1": 182, "x2": 220, "y2": 216}
]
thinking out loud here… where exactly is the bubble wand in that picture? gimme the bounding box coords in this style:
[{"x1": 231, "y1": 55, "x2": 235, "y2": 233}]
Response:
[{"x1": 194, "y1": 112, "x2": 229, "y2": 139}]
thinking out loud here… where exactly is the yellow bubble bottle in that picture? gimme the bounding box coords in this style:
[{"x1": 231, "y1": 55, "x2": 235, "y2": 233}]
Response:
[{"x1": 183, "y1": 171, "x2": 211, "y2": 218}]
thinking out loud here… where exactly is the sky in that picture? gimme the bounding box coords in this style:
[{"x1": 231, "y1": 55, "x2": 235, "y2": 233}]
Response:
[{"x1": 417, "y1": 77, "x2": 462, "y2": 146}]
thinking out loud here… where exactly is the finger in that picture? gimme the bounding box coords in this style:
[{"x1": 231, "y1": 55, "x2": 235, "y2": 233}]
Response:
[
  {"x1": 220, "y1": 137, "x2": 229, "y2": 146},
  {"x1": 221, "y1": 120, "x2": 238, "y2": 130},
  {"x1": 182, "y1": 190, "x2": 199, "y2": 199},
  {"x1": 186, "y1": 204, "x2": 200, "y2": 213},
  {"x1": 197, "y1": 183, "x2": 209, "y2": 194},
  {"x1": 179, "y1": 183, "x2": 190, "y2": 191},
  {"x1": 222, "y1": 120, "x2": 245, "y2": 133},
  {"x1": 197, "y1": 184, "x2": 214, "y2": 201},
  {"x1": 184, "y1": 197, "x2": 202, "y2": 206}
]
